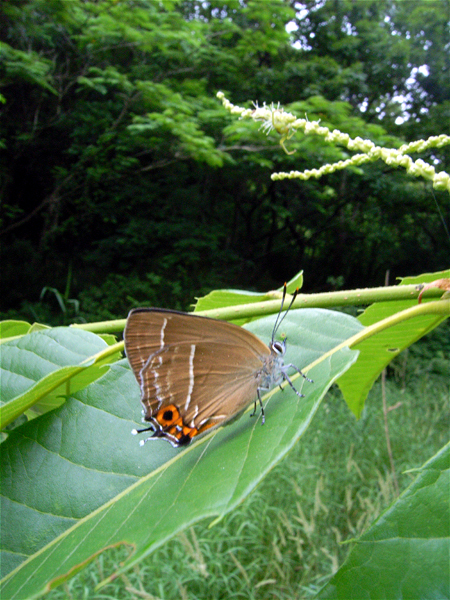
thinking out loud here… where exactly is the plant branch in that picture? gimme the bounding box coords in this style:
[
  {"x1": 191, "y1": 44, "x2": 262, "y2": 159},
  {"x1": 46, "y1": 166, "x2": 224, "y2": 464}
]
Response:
[{"x1": 70, "y1": 285, "x2": 448, "y2": 334}]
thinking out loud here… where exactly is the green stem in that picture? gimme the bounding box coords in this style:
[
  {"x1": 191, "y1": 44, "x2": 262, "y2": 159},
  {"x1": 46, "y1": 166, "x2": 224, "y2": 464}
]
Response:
[{"x1": 70, "y1": 284, "x2": 445, "y2": 334}]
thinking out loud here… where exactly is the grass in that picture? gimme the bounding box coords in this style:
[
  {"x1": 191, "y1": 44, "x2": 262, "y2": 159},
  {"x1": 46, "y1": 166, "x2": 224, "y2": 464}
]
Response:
[{"x1": 44, "y1": 326, "x2": 450, "y2": 599}]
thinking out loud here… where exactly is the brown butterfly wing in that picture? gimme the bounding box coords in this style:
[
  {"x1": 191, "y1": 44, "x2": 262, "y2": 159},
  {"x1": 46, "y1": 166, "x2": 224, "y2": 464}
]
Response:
[{"x1": 124, "y1": 309, "x2": 271, "y2": 430}]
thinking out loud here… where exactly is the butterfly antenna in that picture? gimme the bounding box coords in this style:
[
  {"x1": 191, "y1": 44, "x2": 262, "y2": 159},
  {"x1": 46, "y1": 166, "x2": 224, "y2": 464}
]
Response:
[{"x1": 272, "y1": 283, "x2": 299, "y2": 342}]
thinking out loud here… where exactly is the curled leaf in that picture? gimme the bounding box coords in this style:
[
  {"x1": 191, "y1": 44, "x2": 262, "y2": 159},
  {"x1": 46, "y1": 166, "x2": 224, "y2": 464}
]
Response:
[{"x1": 417, "y1": 278, "x2": 450, "y2": 303}]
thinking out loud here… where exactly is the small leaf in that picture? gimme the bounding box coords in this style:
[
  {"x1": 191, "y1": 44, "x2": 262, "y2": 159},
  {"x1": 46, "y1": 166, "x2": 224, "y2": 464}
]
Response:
[
  {"x1": 418, "y1": 278, "x2": 450, "y2": 303},
  {"x1": 193, "y1": 289, "x2": 269, "y2": 313},
  {"x1": 193, "y1": 275, "x2": 303, "y2": 323},
  {"x1": 338, "y1": 270, "x2": 450, "y2": 417},
  {"x1": 0, "y1": 328, "x2": 121, "y2": 428},
  {"x1": 0, "y1": 321, "x2": 31, "y2": 341},
  {"x1": 285, "y1": 270, "x2": 304, "y2": 293},
  {"x1": 0, "y1": 321, "x2": 51, "y2": 345}
]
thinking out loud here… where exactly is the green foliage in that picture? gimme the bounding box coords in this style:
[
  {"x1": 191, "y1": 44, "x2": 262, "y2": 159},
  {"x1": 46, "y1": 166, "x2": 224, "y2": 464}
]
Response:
[
  {"x1": 1, "y1": 2, "x2": 449, "y2": 590},
  {"x1": 339, "y1": 270, "x2": 450, "y2": 417},
  {"x1": 0, "y1": 307, "x2": 358, "y2": 597},
  {"x1": 0, "y1": 271, "x2": 448, "y2": 597},
  {"x1": 319, "y1": 444, "x2": 449, "y2": 599},
  {"x1": 0, "y1": 327, "x2": 121, "y2": 428},
  {"x1": 0, "y1": 42, "x2": 57, "y2": 94},
  {"x1": 1, "y1": 0, "x2": 449, "y2": 325},
  {"x1": 41, "y1": 394, "x2": 449, "y2": 600},
  {"x1": 78, "y1": 272, "x2": 188, "y2": 321}
]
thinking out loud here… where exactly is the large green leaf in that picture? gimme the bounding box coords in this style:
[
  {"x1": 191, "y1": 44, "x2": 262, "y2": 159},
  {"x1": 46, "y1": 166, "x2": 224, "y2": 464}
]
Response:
[
  {"x1": 0, "y1": 309, "x2": 359, "y2": 598},
  {"x1": 338, "y1": 270, "x2": 450, "y2": 417},
  {"x1": 317, "y1": 442, "x2": 450, "y2": 599},
  {"x1": 0, "y1": 328, "x2": 122, "y2": 428}
]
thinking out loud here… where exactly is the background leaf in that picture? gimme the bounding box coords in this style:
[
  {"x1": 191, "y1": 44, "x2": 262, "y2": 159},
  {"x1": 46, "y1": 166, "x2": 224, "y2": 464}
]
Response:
[
  {"x1": 193, "y1": 289, "x2": 270, "y2": 313},
  {"x1": 193, "y1": 274, "x2": 304, "y2": 326},
  {"x1": 0, "y1": 328, "x2": 121, "y2": 427},
  {"x1": 338, "y1": 270, "x2": 450, "y2": 417},
  {"x1": 193, "y1": 272, "x2": 304, "y2": 314},
  {"x1": 317, "y1": 442, "x2": 450, "y2": 600},
  {"x1": 0, "y1": 321, "x2": 32, "y2": 340}
]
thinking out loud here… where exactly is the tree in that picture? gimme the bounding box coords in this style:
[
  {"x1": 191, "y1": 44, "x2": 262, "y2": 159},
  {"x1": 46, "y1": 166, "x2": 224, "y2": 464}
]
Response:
[{"x1": 0, "y1": 0, "x2": 448, "y2": 322}]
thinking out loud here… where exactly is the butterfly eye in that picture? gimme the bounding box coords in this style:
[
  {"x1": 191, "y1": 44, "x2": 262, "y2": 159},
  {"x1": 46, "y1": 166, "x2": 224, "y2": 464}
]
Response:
[{"x1": 272, "y1": 340, "x2": 286, "y2": 355}]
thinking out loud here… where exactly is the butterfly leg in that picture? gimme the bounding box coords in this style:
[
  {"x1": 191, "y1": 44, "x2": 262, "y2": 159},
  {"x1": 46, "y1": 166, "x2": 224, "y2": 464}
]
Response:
[
  {"x1": 285, "y1": 364, "x2": 313, "y2": 383},
  {"x1": 282, "y1": 371, "x2": 306, "y2": 398},
  {"x1": 257, "y1": 388, "x2": 265, "y2": 424},
  {"x1": 132, "y1": 425, "x2": 155, "y2": 435},
  {"x1": 131, "y1": 424, "x2": 158, "y2": 446},
  {"x1": 250, "y1": 391, "x2": 266, "y2": 424}
]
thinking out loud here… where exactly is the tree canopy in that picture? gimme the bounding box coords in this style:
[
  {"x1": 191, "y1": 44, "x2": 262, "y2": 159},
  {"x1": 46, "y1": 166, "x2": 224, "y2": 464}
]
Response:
[{"x1": 1, "y1": 0, "x2": 448, "y2": 321}]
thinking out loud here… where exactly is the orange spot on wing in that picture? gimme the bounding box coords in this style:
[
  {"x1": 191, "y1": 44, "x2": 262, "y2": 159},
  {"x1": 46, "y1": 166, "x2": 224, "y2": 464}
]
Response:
[{"x1": 153, "y1": 403, "x2": 218, "y2": 444}]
